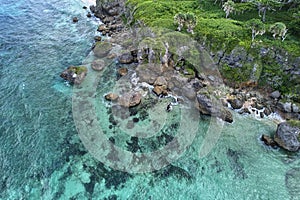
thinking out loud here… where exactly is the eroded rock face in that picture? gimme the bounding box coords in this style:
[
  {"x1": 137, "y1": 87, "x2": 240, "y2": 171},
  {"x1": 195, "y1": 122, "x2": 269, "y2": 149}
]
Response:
[
  {"x1": 274, "y1": 122, "x2": 300, "y2": 152},
  {"x1": 196, "y1": 93, "x2": 233, "y2": 123},
  {"x1": 118, "y1": 92, "x2": 142, "y2": 107},
  {"x1": 60, "y1": 66, "x2": 87, "y2": 84}
]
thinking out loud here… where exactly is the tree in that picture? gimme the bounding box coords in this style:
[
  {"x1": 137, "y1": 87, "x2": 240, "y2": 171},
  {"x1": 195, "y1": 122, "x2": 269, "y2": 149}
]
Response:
[
  {"x1": 222, "y1": 0, "x2": 235, "y2": 18},
  {"x1": 246, "y1": 18, "x2": 266, "y2": 41},
  {"x1": 269, "y1": 22, "x2": 288, "y2": 41},
  {"x1": 174, "y1": 13, "x2": 197, "y2": 34},
  {"x1": 250, "y1": 0, "x2": 282, "y2": 22},
  {"x1": 174, "y1": 13, "x2": 186, "y2": 32},
  {"x1": 185, "y1": 13, "x2": 197, "y2": 34}
]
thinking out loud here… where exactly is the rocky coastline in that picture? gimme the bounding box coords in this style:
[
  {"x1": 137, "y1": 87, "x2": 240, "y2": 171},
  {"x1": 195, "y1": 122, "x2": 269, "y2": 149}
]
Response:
[{"x1": 60, "y1": 0, "x2": 299, "y2": 152}]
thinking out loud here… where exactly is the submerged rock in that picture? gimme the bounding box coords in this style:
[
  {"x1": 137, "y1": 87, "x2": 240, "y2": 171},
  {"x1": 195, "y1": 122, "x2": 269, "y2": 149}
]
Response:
[
  {"x1": 118, "y1": 92, "x2": 142, "y2": 107},
  {"x1": 60, "y1": 66, "x2": 87, "y2": 84},
  {"x1": 91, "y1": 59, "x2": 105, "y2": 71},
  {"x1": 274, "y1": 122, "x2": 300, "y2": 152},
  {"x1": 93, "y1": 41, "x2": 112, "y2": 58}
]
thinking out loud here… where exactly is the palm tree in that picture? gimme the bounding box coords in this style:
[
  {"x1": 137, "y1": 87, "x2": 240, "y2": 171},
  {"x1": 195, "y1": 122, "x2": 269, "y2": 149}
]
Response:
[
  {"x1": 269, "y1": 22, "x2": 288, "y2": 41},
  {"x1": 174, "y1": 13, "x2": 186, "y2": 31},
  {"x1": 222, "y1": 0, "x2": 235, "y2": 18},
  {"x1": 246, "y1": 18, "x2": 266, "y2": 41},
  {"x1": 185, "y1": 13, "x2": 197, "y2": 34}
]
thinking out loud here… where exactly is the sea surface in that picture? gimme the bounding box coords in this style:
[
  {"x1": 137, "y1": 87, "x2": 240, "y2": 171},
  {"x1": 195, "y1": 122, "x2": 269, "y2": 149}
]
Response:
[{"x1": 0, "y1": 0, "x2": 300, "y2": 199}]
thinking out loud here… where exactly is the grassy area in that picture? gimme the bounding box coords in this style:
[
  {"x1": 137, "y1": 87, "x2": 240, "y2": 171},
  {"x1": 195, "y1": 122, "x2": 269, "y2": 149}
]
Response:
[{"x1": 126, "y1": 0, "x2": 300, "y2": 99}]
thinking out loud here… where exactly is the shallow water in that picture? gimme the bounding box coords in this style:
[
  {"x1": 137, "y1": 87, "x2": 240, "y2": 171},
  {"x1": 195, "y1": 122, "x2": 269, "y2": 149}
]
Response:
[{"x1": 0, "y1": 0, "x2": 299, "y2": 199}]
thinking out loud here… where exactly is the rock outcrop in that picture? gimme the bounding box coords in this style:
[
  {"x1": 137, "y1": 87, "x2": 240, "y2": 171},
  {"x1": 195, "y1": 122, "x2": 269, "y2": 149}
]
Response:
[
  {"x1": 274, "y1": 122, "x2": 300, "y2": 152},
  {"x1": 60, "y1": 66, "x2": 87, "y2": 84},
  {"x1": 196, "y1": 93, "x2": 233, "y2": 123}
]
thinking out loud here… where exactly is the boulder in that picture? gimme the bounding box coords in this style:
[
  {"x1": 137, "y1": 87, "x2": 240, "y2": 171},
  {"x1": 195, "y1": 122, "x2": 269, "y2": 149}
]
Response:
[
  {"x1": 196, "y1": 93, "x2": 233, "y2": 123},
  {"x1": 93, "y1": 41, "x2": 112, "y2": 58},
  {"x1": 278, "y1": 101, "x2": 292, "y2": 113},
  {"x1": 261, "y1": 135, "x2": 277, "y2": 147},
  {"x1": 118, "y1": 67, "x2": 128, "y2": 76},
  {"x1": 60, "y1": 66, "x2": 87, "y2": 84},
  {"x1": 270, "y1": 90, "x2": 281, "y2": 99},
  {"x1": 118, "y1": 92, "x2": 142, "y2": 107},
  {"x1": 154, "y1": 76, "x2": 167, "y2": 86},
  {"x1": 72, "y1": 17, "x2": 78, "y2": 23},
  {"x1": 153, "y1": 85, "x2": 168, "y2": 96},
  {"x1": 91, "y1": 59, "x2": 105, "y2": 71},
  {"x1": 87, "y1": 12, "x2": 92, "y2": 18},
  {"x1": 228, "y1": 98, "x2": 244, "y2": 109},
  {"x1": 292, "y1": 103, "x2": 299, "y2": 113},
  {"x1": 274, "y1": 122, "x2": 300, "y2": 152},
  {"x1": 105, "y1": 93, "x2": 119, "y2": 101},
  {"x1": 97, "y1": 24, "x2": 107, "y2": 32},
  {"x1": 118, "y1": 53, "x2": 134, "y2": 64},
  {"x1": 94, "y1": 36, "x2": 102, "y2": 41}
]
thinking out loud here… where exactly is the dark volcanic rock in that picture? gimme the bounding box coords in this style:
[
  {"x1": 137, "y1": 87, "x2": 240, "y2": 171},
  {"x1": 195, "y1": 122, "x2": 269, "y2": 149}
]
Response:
[
  {"x1": 196, "y1": 93, "x2": 233, "y2": 123},
  {"x1": 274, "y1": 122, "x2": 300, "y2": 152},
  {"x1": 60, "y1": 66, "x2": 87, "y2": 84}
]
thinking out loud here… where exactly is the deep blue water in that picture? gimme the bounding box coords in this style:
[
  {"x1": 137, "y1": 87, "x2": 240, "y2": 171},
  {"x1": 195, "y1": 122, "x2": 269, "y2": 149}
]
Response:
[
  {"x1": 0, "y1": 0, "x2": 96, "y2": 197},
  {"x1": 1, "y1": 0, "x2": 300, "y2": 199}
]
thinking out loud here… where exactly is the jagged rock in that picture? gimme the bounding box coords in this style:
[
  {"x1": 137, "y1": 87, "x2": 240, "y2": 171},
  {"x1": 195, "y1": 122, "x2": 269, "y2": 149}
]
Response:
[
  {"x1": 228, "y1": 98, "x2": 244, "y2": 109},
  {"x1": 270, "y1": 90, "x2": 281, "y2": 99},
  {"x1": 261, "y1": 135, "x2": 277, "y2": 147},
  {"x1": 72, "y1": 17, "x2": 78, "y2": 23},
  {"x1": 105, "y1": 93, "x2": 119, "y2": 101},
  {"x1": 196, "y1": 93, "x2": 233, "y2": 123},
  {"x1": 60, "y1": 66, "x2": 87, "y2": 84},
  {"x1": 153, "y1": 85, "x2": 168, "y2": 96},
  {"x1": 91, "y1": 59, "x2": 105, "y2": 71},
  {"x1": 93, "y1": 41, "x2": 112, "y2": 57},
  {"x1": 154, "y1": 76, "x2": 167, "y2": 86},
  {"x1": 274, "y1": 122, "x2": 300, "y2": 152},
  {"x1": 118, "y1": 53, "x2": 134, "y2": 64},
  {"x1": 97, "y1": 24, "x2": 107, "y2": 32},
  {"x1": 118, "y1": 67, "x2": 128, "y2": 76},
  {"x1": 118, "y1": 92, "x2": 142, "y2": 107}
]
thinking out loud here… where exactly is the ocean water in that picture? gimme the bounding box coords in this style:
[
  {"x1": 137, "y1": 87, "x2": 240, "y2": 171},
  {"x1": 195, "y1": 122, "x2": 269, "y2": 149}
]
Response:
[{"x1": 0, "y1": 0, "x2": 300, "y2": 199}]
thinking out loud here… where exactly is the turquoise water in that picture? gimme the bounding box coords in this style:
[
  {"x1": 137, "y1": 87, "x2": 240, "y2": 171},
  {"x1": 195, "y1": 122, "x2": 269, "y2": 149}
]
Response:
[{"x1": 0, "y1": 0, "x2": 300, "y2": 199}]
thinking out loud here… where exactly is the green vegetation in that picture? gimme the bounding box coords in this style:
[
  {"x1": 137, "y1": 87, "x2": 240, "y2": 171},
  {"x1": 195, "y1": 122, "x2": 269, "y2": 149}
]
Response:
[
  {"x1": 69, "y1": 66, "x2": 87, "y2": 74},
  {"x1": 126, "y1": 0, "x2": 300, "y2": 99},
  {"x1": 287, "y1": 119, "x2": 300, "y2": 129}
]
